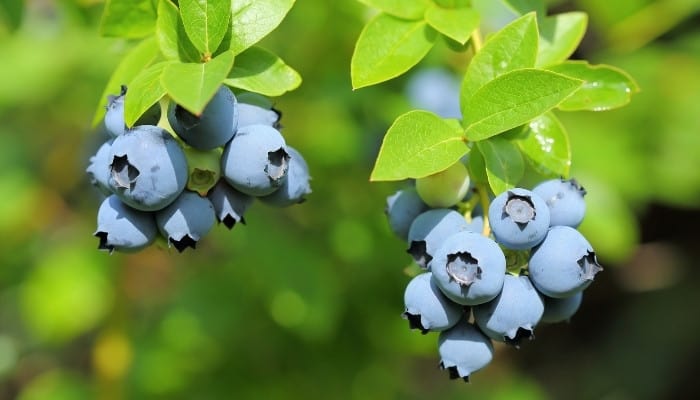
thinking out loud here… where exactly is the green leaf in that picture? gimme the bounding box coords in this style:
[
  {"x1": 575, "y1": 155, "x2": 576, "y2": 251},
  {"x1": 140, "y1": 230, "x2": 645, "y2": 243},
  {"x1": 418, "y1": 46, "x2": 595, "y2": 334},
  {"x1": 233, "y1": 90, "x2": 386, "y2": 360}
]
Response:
[
  {"x1": 547, "y1": 61, "x2": 640, "y2": 111},
  {"x1": 0, "y1": 0, "x2": 23, "y2": 32},
  {"x1": 503, "y1": 0, "x2": 545, "y2": 16},
  {"x1": 476, "y1": 137, "x2": 524, "y2": 194},
  {"x1": 460, "y1": 13, "x2": 538, "y2": 103},
  {"x1": 161, "y1": 50, "x2": 235, "y2": 115},
  {"x1": 536, "y1": 12, "x2": 587, "y2": 67},
  {"x1": 425, "y1": 4, "x2": 480, "y2": 44},
  {"x1": 229, "y1": 0, "x2": 295, "y2": 55},
  {"x1": 467, "y1": 145, "x2": 488, "y2": 185},
  {"x1": 92, "y1": 38, "x2": 160, "y2": 126},
  {"x1": 463, "y1": 69, "x2": 582, "y2": 141},
  {"x1": 124, "y1": 62, "x2": 172, "y2": 127},
  {"x1": 179, "y1": 0, "x2": 231, "y2": 55},
  {"x1": 224, "y1": 46, "x2": 301, "y2": 97},
  {"x1": 358, "y1": 0, "x2": 429, "y2": 20},
  {"x1": 351, "y1": 13, "x2": 437, "y2": 89},
  {"x1": 370, "y1": 110, "x2": 468, "y2": 181},
  {"x1": 517, "y1": 112, "x2": 570, "y2": 177},
  {"x1": 157, "y1": 0, "x2": 201, "y2": 62},
  {"x1": 99, "y1": 0, "x2": 157, "y2": 38}
]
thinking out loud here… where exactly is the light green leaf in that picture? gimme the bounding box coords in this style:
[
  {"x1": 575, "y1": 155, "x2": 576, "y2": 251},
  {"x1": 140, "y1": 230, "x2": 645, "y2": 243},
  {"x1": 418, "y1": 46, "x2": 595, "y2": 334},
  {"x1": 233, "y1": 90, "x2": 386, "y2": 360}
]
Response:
[
  {"x1": 358, "y1": 0, "x2": 429, "y2": 20},
  {"x1": 124, "y1": 62, "x2": 172, "y2": 127},
  {"x1": 157, "y1": 0, "x2": 201, "y2": 62},
  {"x1": 464, "y1": 69, "x2": 582, "y2": 141},
  {"x1": 548, "y1": 61, "x2": 640, "y2": 111},
  {"x1": 460, "y1": 13, "x2": 538, "y2": 103},
  {"x1": 179, "y1": 0, "x2": 231, "y2": 55},
  {"x1": 536, "y1": 12, "x2": 588, "y2": 67},
  {"x1": 229, "y1": 0, "x2": 295, "y2": 55},
  {"x1": 425, "y1": 4, "x2": 480, "y2": 44},
  {"x1": 99, "y1": 0, "x2": 157, "y2": 38},
  {"x1": 477, "y1": 136, "x2": 524, "y2": 194},
  {"x1": 517, "y1": 112, "x2": 570, "y2": 177},
  {"x1": 224, "y1": 46, "x2": 301, "y2": 97},
  {"x1": 161, "y1": 50, "x2": 235, "y2": 115},
  {"x1": 92, "y1": 38, "x2": 160, "y2": 126},
  {"x1": 351, "y1": 13, "x2": 437, "y2": 89},
  {"x1": 503, "y1": 0, "x2": 545, "y2": 16},
  {"x1": 370, "y1": 110, "x2": 468, "y2": 181}
]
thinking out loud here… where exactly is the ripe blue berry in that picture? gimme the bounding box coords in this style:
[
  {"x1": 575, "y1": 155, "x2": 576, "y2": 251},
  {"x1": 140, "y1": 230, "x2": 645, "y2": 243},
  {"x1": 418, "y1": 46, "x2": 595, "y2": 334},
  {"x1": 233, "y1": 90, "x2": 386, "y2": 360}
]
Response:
[
  {"x1": 406, "y1": 68, "x2": 461, "y2": 119},
  {"x1": 104, "y1": 85, "x2": 160, "y2": 137},
  {"x1": 402, "y1": 272, "x2": 464, "y2": 334},
  {"x1": 488, "y1": 188, "x2": 550, "y2": 250},
  {"x1": 541, "y1": 292, "x2": 583, "y2": 323},
  {"x1": 86, "y1": 139, "x2": 114, "y2": 196},
  {"x1": 528, "y1": 226, "x2": 603, "y2": 298},
  {"x1": 260, "y1": 146, "x2": 311, "y2": 206},
  {"x1": 473, "y1": 274, "x2": 544, "y2": 346},
  {"x1": 438, "y1": 319, "x2": 494, "y2": 382},
  {"x1": 407, "y1": 209, "x2": 469, "y2": 269},
  {"x1": 533, "y1": 178, "x2": 587, "y2": 228},
  {"x1": 431, "y1": 231, "x2": 506, "y2": 305},
  {"x1": 207, "y1": 180, "x2": 254, "y2": 229},
  {"x1": 94, "y1": 195, "x2": 157, "y2": 253},
  {"x1": 155, "y1": 191, "x2": 216, "y2": 252},
  {"x1": 236, "y1": 95, "x2": 281, "y2": 129},
  {"x1": 385, "y1": 187, "x2": 428, "y2": 241}
]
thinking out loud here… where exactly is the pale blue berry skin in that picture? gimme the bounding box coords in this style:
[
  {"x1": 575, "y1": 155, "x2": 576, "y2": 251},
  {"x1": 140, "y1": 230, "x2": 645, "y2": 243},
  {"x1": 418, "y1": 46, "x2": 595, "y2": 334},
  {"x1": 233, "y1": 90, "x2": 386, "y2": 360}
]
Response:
[
  {"x1": 406, "y1": 68, "x2": 462, "y2": 119},
  {"x1": 464, "y1": 215, "x2": 484, "y2": 234},
  {"x1": 260, "y1": 146, "x2": 311, "y2": 207},
  {"x1": 94, "y1": 195, "x2": 157, "y2": 253},
  {"x1": 86, "y1": 139, "x2": 114, "y2": 196},
  {"x1": 473, "y1": 275, "x2": 544, "y2": 346},
  {"x1": 403, "y1": 272, "x2": 463, "y2": 333},
  {"x1": 406, "y1": 209, "x2": 469, "y2": 269},
  {"x1": 431, "y1": 231, "x2": 506, "y2": 306},
  {"x1": 168, "y1": 86, "x2": 238, "y2": 150},
  {"x1": 529, "y1": 226, "x2": 603, "y2": 298},
  {"x1": 541, "y1": 292, "x2": 583, "y2": 323},
  {"x1": 237, "y1": 102, "x2": 281, "y2": 129},
  {"x1": 155, "y1": 191, "x2": 216, "y2": 252},
  {"x1": 108, "y1": 125, "x2": 188, "y2": 212},
  {"x1": 488, "y1": 188, "x2": 550, "y2": 250},
  {"x1": 438, "y1": 319, "x2": 494, "y2": 382},
  {"x1": 207, "y1": 180, "x2": 254, "y2": 229},
  {"x1": 385, "y1": 187, "x2": 428, "y2": 241},
  {"x1": 104, "y1": 87, "x2": 160, "y2": 138},
  {"x1": 533, "y1": 178, "x2": 587, "y2": 228},
  {"x1": 221, "y1": 124, "x2": 290, "y2": 196}
]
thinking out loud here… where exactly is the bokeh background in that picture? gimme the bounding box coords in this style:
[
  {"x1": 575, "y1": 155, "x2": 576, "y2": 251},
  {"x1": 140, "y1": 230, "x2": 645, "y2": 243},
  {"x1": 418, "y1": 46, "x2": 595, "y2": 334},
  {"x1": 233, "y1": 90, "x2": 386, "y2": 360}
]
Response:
[{"x1": 1, "y1": 0, "x2": 699, "y2": 399}]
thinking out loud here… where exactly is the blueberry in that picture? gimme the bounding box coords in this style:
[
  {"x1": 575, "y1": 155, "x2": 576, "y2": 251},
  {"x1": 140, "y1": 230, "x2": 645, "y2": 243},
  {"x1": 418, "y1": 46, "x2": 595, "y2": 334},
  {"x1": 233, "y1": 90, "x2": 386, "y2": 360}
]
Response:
[
  {"x1": 406, "y1": 68, "x2": 462, "y2": 119},
  {"x1": 415, "y1": 162, "x2": 471, "y2": 208},
  {"x1": 528, "y1": 226, "x2": 603, "y2": 298},
  {"x1": 438, "y1": 319, "x2": 494, "y2": 382},
  {"x1": 402, "y1": 272, "x2": 464, "y2": 334},
  {"x1": 464, "y1": 215, "x2": 484, "y2": 234},
  {"x1": 221, "y1": 124, "x2": 290, "y2": 196},
  {"x1": 104, "y1": 85, "x2": 160, "y2": 138},
  {"x1": 155, "y1": 191, "x2": 216, "y2": 252},
  {"x1": 86, "y1": 139, "x2": 114, "y2": 196},
  {"x1": 488, "y1": 188, "x2": 550, "y2": 250},
  {"x1": 540, "y1": 292, "x2": 583, "y2": 323},
  {"x1": 108, "y1": 125, "x2": 188, "y2": 212},
  {"x1": 236, "y1": 93, "x2": 282, "y2": 129},
  {"x1": 94, "y1": 195, "x2": 157, "y2": 253},
  {"x1": 431, "y1": 231, "x2": 506, "y2": 305},
  {"x1": 207, "y1": 180, "x2": 254, "y2": 229},
  {"x1": 259, "y1": 146, "x2": 311, "y2": 206},
  {"x1": 406, "y1": 209, "x2": 470, "y2": 269},
  {"x1": 473, "y1": 274, "x2": 544, "y2": 346},
  {"x1": 385, "y1": 187, "x2": 428, "y2": 241},
  {"x1": 533, "y1": 178, "x2": 587, "y2": 228}
]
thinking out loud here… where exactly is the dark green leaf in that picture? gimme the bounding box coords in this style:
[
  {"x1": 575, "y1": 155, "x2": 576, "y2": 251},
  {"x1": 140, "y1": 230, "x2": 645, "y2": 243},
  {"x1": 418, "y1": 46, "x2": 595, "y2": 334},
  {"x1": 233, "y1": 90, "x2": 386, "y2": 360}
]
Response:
[
  {"x1": 463, "y1": 69, "x2": 582, "y2": 141},
  {"x1": 358, "y1": 0, "x2": 429, "y2": 20},
  {"x1": 425, "y1": 4, "x2": 480, "y2": 44},
  {"x1": 537, "y1": 12, "x2": 587, "y2": 67},
  {"x1": 157, "y1": 0, "x2": 201, "y2": 62},
  {"x1": 477, "y1": 136, "x2": 524, "y2": 194},
  {"x1": 224, "y1": 46, "x2": 301, "y2": 96},
  {"x1": 351, "y1": 13, "x2": 437, "y2": 89},
  {"x1": 517, "y1": 112, "x2": 570, "y2": 177},
  {"x1": 229, "y1": 0, "x2": 295, "y2": 55},
  {"x1": 468, "y1": 145, "x2": 488, "y2": 185},
  {"x1": 0, "y1": 0, "x2": 23, "y2": 31},
  {"x1": 503, "y1": 0, "x2": 545, "y2": 16},
  {"x1": 99, "y1": 0, "x2": 157, "y2": 38},
  {"x1": 370, "y1": 110, "x2": 468, "y2": 181},
  {"x1": 179, "y1": 0, "x2": 231, "y2": 55},
  {"x1": 124, "y1": 62, "x2": 172, "y2": 127}
]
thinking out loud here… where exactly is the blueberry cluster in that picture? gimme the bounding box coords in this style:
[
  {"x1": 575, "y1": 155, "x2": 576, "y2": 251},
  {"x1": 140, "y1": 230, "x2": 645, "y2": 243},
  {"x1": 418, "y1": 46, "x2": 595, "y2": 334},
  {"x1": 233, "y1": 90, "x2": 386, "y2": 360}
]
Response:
[
  {"x1": 386, "y1": 177, "x2": 601, "y2": 382},
  {"x1": 86, "y1": 85, "x2": 311, "y2": 253}
]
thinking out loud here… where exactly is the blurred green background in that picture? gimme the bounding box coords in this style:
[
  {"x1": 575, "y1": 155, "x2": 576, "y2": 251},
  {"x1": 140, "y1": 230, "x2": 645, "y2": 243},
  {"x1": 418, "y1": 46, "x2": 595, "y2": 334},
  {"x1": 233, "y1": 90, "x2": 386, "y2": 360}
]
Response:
[{"x1": 1, "y1": 0, "x2": 699, "y2": 399}]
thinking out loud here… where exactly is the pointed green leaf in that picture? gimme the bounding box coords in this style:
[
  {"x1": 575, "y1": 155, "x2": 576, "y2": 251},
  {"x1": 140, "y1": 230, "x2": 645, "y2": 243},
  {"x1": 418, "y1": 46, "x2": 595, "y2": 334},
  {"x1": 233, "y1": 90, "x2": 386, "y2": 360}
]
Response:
[
  {"x1": 161, "y1": 50, "x2": 235, "y2": 115},
  {"x1": 92, "y1": 38, "x2": 160, "y2": 126},
  {"x1": 517, "y1": 112, "x2": 570, "y2": 177},
  {"x1": 460, "y1": 13, "x2": 538, "y2": 103},
  {"x1": 352, "y1": 13, "x2": 437, "y2": 89},
  {"x1": 464, "y1": 69, "x2": 582, "y2": 141},
  {"x1": 358, "y1": 0, "x2": 429, "y2": 20},
  {"x1": 370, "y1": 110, "x2": 469, "y2": 181},
  {"x1": 468, "y1": 145, "x2": 488, "y2": 185},
  {"x1": 179, "y1": 0, "x2": 231, "y2": 55},
  {"x1": 157, "y1": 0, "x2": 201, "y2": 62},
  {"x1": 224, "y1": 46, "x2": 301, "y2": 96},
  {"x1": 536, "y1": 12, "x2": 587, "y2": 67},
  {"x1": 477, "y1": 137, "x2": 524, "y2": 195},
  {"x1": 99, "y1": 0, "x2": 157, "y2": 38},
  {"x1": 124, "y1": 62, "x2": 172, "y2": 127},
  {"x1": 425, "y1": 5, "x2": 480, "y2": 44},
  {"x1": 229, "y1": 0, "x2": 295, "y2": 55},
  {"x1": 547, "y1": 61, "x2": 640, "y2": 111}
]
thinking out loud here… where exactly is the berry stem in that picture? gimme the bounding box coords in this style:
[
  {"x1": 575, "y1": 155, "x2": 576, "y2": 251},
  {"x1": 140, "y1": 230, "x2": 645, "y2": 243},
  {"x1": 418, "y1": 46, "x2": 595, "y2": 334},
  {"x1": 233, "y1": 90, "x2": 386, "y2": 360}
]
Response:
[
  {"x1": 476, "y1": 183, "x2": 491, "y2": 237},
  {"x1": 459, "y1": 190, "x2": 481, "y2": 222},
  {"x1": 470, "y1": 28, "x2": 483, "y2": 53}
]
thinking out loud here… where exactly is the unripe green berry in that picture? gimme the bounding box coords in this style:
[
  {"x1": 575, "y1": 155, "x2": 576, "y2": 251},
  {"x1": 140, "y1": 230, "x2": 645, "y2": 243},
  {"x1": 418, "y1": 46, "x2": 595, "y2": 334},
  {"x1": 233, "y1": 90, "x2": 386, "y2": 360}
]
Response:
[
  {"x1": 416, "y1": 162, "x2": 470, "y2": 208},
  {"x1": 183, "y1": 146, "x2": 222, "y2": 195}
]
